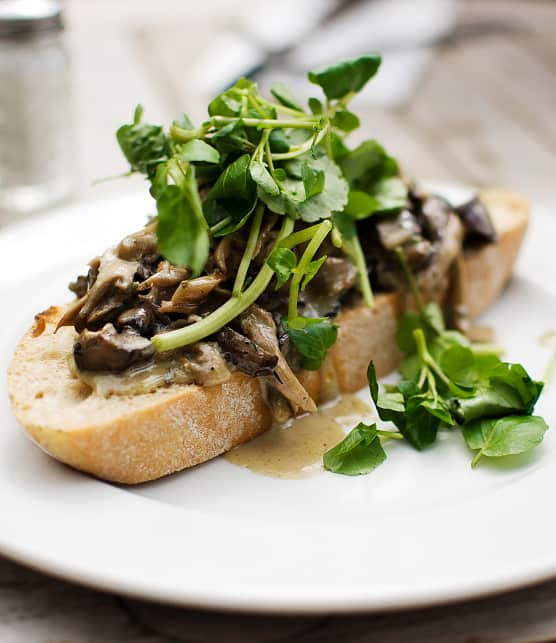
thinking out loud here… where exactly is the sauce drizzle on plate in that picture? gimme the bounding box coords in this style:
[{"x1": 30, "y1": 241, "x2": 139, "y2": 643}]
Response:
[{"x1": 225, "y1": 394, "x2": 372, "y2": 478}]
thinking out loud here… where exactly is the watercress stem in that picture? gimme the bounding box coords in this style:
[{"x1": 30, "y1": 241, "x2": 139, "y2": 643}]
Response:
[
  {"x1": 210, "y1": 216, "x2": 232, "y2": 235},
  {"x1": 152, "y1": 217, "x2": 295, "y2": 352},
  {"x1": 211, "y1": 116, "x2": 317, "y2": 130},
  {"x1": 377, "y1": 430, "x2": 404, "y2": 441},
  {"x1": 413, "y1": 328, "x2": 461, "y2": 394},
  {"x1": 278, "y1": 223, "x2": 326, "y2": 249},
  {"x1": 271, "y1": 124, "x2": 330, "y2": 161},
  {"x1": 470, "y1": 343, "x2": 505, "y2": 357},
  {"x1": 288, "y1": 220, "x2": 332, "y2": 319},
  {"x1": 170, "y1": 123, "x2": 209, "y2": 142},
  {"x1": 417, "y1": 367, "x2": 427, "y2": 389},
  {"x1": 345, "y1": 234, "x2": 374, "y2": 307},
  {"x1": 257, "y1": 95, "x2": 306, "y2": 117},
  {"x1": 247, "y1": 94, "x2": 270, "y2": 118},
  {"x1": 471, "y1": 451, "x2": 484, "y2": 468},
  {"x1": 395, "y1": 247, "x2": 424, "y2": 313},
  {"x1": 233, "y1": 203, "x2": 264, "y2": 297}
]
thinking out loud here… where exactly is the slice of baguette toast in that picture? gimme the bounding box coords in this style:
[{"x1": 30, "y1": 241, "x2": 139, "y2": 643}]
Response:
[{"x1": 7, "y1": 189, "x2": 530, "y2": 484}]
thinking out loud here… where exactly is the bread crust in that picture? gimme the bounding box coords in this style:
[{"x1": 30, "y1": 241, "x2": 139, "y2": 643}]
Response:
[{"x1": 7, "y1": 189, "x2": 530, "y2": 483}]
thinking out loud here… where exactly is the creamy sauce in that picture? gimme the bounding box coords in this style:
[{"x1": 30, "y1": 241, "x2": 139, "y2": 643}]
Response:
[
  {"x1": 225, "y1": 394, "x2": 372, "y2": 478},
  {"x1": 319, "y1": 351, "x2": 341, "y2": 404},
  {"x1": 75, "y1": 357, "x2": 196, "y2": 396}
]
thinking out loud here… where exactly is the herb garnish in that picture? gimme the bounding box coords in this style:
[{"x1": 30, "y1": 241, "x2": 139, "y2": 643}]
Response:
[
  {"x1": 324, "y1": 258, "x2": 548, "y2": 475},
  {"x1": 116, "y1": 55, "x2": 407, "y2": 360}
]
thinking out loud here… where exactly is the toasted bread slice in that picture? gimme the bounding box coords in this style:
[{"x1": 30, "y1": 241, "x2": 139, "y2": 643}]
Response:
[{"x1": 7, "y1": 189, "x2": 529, "y2": 483}]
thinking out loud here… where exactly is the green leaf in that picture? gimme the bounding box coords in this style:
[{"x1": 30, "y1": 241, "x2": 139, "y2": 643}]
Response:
[
  {"x1": 420, "y1": 395, "x2": 454, "y2": 425},
  {"x1": 453, "y1": 361, "x2": 544, "y2": 424},
  {"x1": 269, "y1": 129, "x2": 290, "y2": 153},
  {"x1": 203, "y1": 154, "x2": 257, "y2": 236},
  {"x1": 208, "y1": 92, "x2": 241, "y2": 117},
  {"x1": 332, "y1": 211, "x2": 356, "y2": 240},
  {"x1": 331, "y1": 110, "x2": 360, "y2": 132},
  {"x1": 176, "y1": 139, "x2": 220, "y2": 164},
  {"x1": 211, "y1": 120, "x2": 258, "y2": 154},
  {"x1": 330, "y1": 132, "x2": 349, "y2": 162},
  {"x1": 173, "y1": 112, "x2": 194, "y2": 130},
  {"x1": 308, "y1": 97, "x2": 323, "y2": 115},
  {"x1": 271, "y1": 82, "x2": 304, "y2": 112},
  {"x1": 301, "y1": 162, "x2": 325, "y2": 199},
  {"x1": 396, "y1": 303, "x2": 446, "y2": 357},
  {"x1": 438, "y1": 344, "x2": 476, "y2": 388},
  {"x1": 323, "y1": 423, "x2": 386, "y2": 475},
  {"x1": 267, "y1": 247, "x2": 297, "y2": 289},
  {"x1": 367, "y1": 363, "x2": 439, "y2": 450},
  {"x1": 250, "y1": 160, "x2": 280, "y2": 196},
  {"x1": 422, "y1": 303, "x2": 446, "y2": 336},
  {"x1": 490, "y1": 363, "x2": 544, "y2": 415},
  {"x1": 402, "y1": 393, "x2": 440, "y2": 449},
  {"x1": 284, "y1": 317, "x2": 338, "y2": 370},
  {"x1": 340, "y1": 140, "x2": 397, "y2": 190},
  {"x1": 308, "y1": 54, "x2": 382, "y2": 100},
  {"x1": 150, "y1": 162, "x2": 169, "y2": 200},
  {"x1": 396, "y1": 311, "x2": 425, "y2": 355},
  {"x1": 156, "y1": 168, "x2": 209, "y2": 276},
  {"x1": 344, "y1": 190, "x2": 379, "y2": 219},
  {"x1": 258, "y1": 156, "x2": 348, "y2": 222},
  {"x1": 463, "y1": 415, "x2": 548, "y2": 466},
  {"x1": 116, "y1": 114, "x2": 169, "y2": 176},
  {"x1": 377, "y1": 391, "x2": 405, "y2": 413},
  {"x1": 301, "y1": 255, "x2": 326, "y2": 290},
  {"x1": 367, "y1": 361, "x2": 380, "y2": 404},
  {"x1": 371, "y1": 177, "x2": 408, "y2": 213}
]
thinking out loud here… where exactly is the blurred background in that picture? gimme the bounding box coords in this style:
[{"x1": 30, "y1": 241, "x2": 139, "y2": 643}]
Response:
[{"x1": 0, "y1": 0, "x2": 554, "y2": 225}]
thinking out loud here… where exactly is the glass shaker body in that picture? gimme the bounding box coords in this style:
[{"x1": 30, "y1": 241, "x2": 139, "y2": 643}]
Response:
[{"x1": 0, "y1": 25, "x2": 75, "y2": 215}]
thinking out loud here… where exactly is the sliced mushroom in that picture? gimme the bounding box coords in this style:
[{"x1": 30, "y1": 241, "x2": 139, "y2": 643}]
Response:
[
  {"x1": 455, "y1": 197, "x2": 497, "y2": 246},
  {"x1": 117, "y1": 304, "x2": 155, "y2": 336},
  {"x1": 55, "y1": 294, "x2": 88, "y2": 331},
  {"x1": 69, "y1": 275, "x2": 88, "y2": 298},
  {"x1": 137, "y1": 261, "x2": 190, "y2": 291},
  {"x1": 240, "y1": 305, "x2": 316, "y2": 415},
  {"x1": 419, "y1": 195, "x2": 452, "y2": 242},
  {"x1": 214, "y1": 236, "x2": 232, "y2": 275},
  {"x1": 376, "y1": 210, "x2": 421, "y2": 250},
  {"x1": 74, "y1": 249, "x2": 139, "y2": 331},
  {"x1": 159, "y1": 273, "x2": 223, "y2": 315},
  {"x1": 267, "y1": 386, "x2": 294, "y2": 424},
  {"x1": 216, "y1": 326, "x2": 278, "y2": 377},
  {"x1": 74, "y1": 324, "x2": 155, "y2": 372},
  {"x1": 116, "y1": 224, "x2": 159, "y2": 263},
  {"x1": 302, "y1": 256, "x2": 357, "y2": 317},
  {"x1": 182, "y1": 342, "x2": 231, "y2": 387},
  {"x1": 87, "y1": 257, "x2": 100, "y2": 289},
  {"x1": 416, "y1": 213, "x2": 464, "y2": 301},
  {"x1": 308, "y1": 257, "x2": 357, "y2": 298}
]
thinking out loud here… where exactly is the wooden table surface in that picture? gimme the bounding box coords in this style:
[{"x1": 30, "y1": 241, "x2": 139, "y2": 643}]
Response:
[{"x1": 2, "y1": 0, "x2": 556, "y2": 640}]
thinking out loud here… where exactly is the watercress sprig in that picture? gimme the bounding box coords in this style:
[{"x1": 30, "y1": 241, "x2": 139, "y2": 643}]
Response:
[
  {"x1": 324, "y1": 251, "x2": 548, "y2": 475},
  {"x1": 117, "y1": 55, "x2": 409, "y2": 359}
]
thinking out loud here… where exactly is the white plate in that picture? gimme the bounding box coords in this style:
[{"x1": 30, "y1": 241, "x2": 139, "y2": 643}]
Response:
[{"x1": 0, "y1": 187, "x2": 555, "y2": 614}]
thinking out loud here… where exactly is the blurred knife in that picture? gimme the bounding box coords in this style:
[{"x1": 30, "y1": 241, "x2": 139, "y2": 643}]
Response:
[
  {"x1": 187, "y1": 0, "x2": 371, "y2": 95},
  {"x1": 188, "y1": 0, "x2": 461, "y2": 108}
]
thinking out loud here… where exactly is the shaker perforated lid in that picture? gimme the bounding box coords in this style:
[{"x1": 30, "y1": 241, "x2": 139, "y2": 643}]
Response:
[{"x1": 0, "y1": 0, "x2": 63, "y2": 37}]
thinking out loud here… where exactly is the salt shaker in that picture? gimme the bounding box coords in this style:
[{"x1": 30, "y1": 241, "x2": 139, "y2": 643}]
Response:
[{"x1": 0, "y1": 0, "x2": 75, "y2": 217}]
